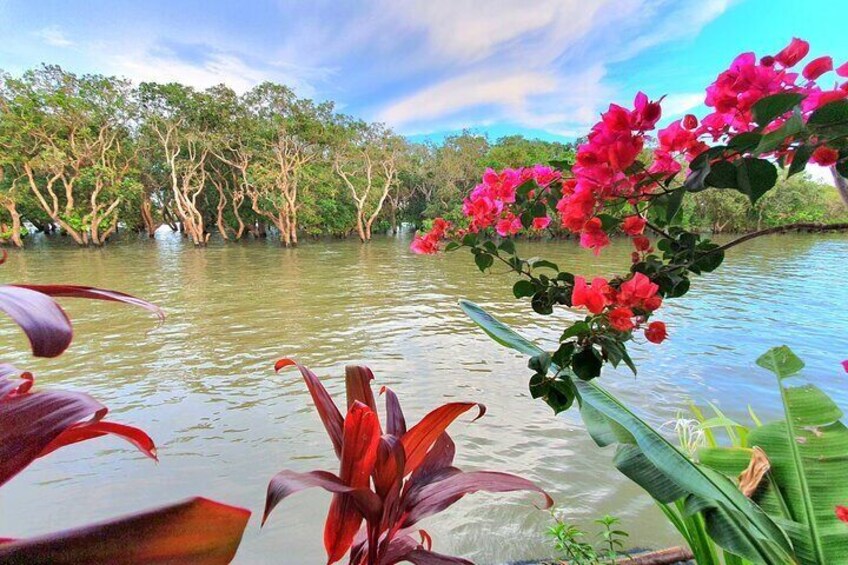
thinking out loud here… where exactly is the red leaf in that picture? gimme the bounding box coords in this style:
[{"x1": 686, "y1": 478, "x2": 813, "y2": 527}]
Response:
[
  {"x1": 0, "y1": 375, "x2": 156, "y2": 486},
  {"x1": 409, "y1": 433, "x2": 455, "y2": 485},
  {"x1": 325, "y1": 402, "x2": 381, "y2": 564},
  {"x1": 345, "y1": 365, "x2": 377, "y2": 414},
  {"x1": 39, "y1": 421, "x2": 157, "y2": 461},
  {"x1": 0, "y1": 497, "x2": 250, "y2": 564},
  {"x1": 0, "y1": 286, "x2": 73, "y2": 358},
  {"x1": 10, "y1": 284, "x2": 164, "y2": 320},
  {"x1": 277, "y1": 360, "x2": 344, "y2": 458},
  {"x1": 381, "y1": 386, "x2": 407, "y2": 437},
  {"x1": 263, "y1": 469, "x2": 381, "y2": 526},
  {"x1": 401, "y1": 403, "x2": 485, "y2": 475},
  {"x1": 0, "y1": 385, "x2": 103, "y2": 486},
  {"x1": 403, "y1": 471, "x2": 553, "y2": 527},
  {"x1": 0, "y1": 364, "x2": 33, "y2": 397}
]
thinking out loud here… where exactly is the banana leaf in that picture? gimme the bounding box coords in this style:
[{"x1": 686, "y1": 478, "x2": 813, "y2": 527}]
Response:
[
  {"x1": 458, "y1": 299, "x2": 795, "y2": 564},
  {"x1": 699, "y1": 346, "x2": 848, "y2": 565}
]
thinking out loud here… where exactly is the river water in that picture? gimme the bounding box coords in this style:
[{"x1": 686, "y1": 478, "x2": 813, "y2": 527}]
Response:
[{"x1": 1, "y1": 232, "x2": 846, "y2": 563}]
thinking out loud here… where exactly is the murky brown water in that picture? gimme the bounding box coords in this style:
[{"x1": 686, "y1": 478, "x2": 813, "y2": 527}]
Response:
[{"x1": 1, "y1": 231, "x2": 846, "y2": 564}]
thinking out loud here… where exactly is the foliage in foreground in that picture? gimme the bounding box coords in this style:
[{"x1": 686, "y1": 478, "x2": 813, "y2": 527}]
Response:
[
  {"x1": 460, "y1": 299, "x2": 848, "y2": 564},
  {"x1": 547, "y1": 512, "x2": 629, "y2": 565},
  {"x1": 0, "y1": 255, "x2": 250, "y2": 563},
  {"x1": 265, "y1": 360, "x2": 552, "y2": 564}
]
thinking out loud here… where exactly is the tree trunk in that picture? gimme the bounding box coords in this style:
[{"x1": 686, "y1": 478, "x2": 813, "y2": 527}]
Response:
[
  {"x1": 3, "y1": 202, "x2": 23, "y2": 247},
  {"x1": 140, "y1": 194, "x2": 160, "y2": 238},
  {"x1": 832, "y1": 166, "x2": 848, "y2": 206}
]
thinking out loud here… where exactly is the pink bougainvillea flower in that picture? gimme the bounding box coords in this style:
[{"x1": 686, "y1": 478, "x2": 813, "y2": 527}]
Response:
[
  {"x1": 410, "y1": 235, "x2": 439, "y2": 255},
  {"x1": 682, "y1": 114, "x2": 698, "y2": 130},
  {"x1": 837, "y1": 505, "x2": 848, "y2": 523},
  {"x1": 803, "y1": 56, "x2": 833, "y2": 80},
  {"x1": 632, "y1": 235, "x2": 651, "y2": 252},
  {"x1": 572, "y1": 276, "x2": 611, "y2": 315},
  {"x1": 775, "y1": 37, "x2": 810, "y2": 67},
  {"x1": 841, "y1": 360, "x2": 848, "y2": 373},
  {"x1": 621, "y1": 215, "x2": 647, "y2": 236},
  {"x1": 812, "y1": 146, "x2": 840, "y2": 167},
  {"x1": 496, "y1": 215, "x2": 523, "y2": 237},
  {"x1": 838, "y1": 61, "x2": 848, "y2": 77},
  {"x1": 608, "y1": 307, "x2": 635, "y2": 332},
  {"x1": 645, "y1": 321, "x2": 668, "y2": 344},
  {"x1": 579, "y1": 217, "x2": 610, "y2": 256},
  {"x1": 532, "y1": 216, "x2": 552, "y2": 230},
  {"x1": 617, "y1": 272, "x2": 659, "y2": 309},
  {"x1": 643, "y1": 295, "x2": 663, "y2": 312}
]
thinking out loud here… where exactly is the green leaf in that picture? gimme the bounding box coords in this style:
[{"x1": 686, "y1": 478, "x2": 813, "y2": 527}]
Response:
[
  {"x1": 498, "y1": 239, "x2": 515, "y2": 255},
  {"x1": 561, "y1": 321, "x2": 590, "y2": 341},
  {"x1": 665, "y1": 189, "x2": 685, "y2": 223},
  {"x1": 705, "y1": 161, "x2": 738, "y2": 189},
  {"x1": 736, "y1": 158, "x2": 778, "y2": 204},
  {"x1": 444, "y1": 241, "x2": 461, "y2": 252},
  {"x1": 808, "y1": 100, "x2": 848, "y2": 126},
  {"x1": 754, "y1": 113, "x2": 804, "y2": 155},
  {"x1": 528, "y1": 258, "x2": 559, "y2": 271},
  {"x1": 756, "y1": 345, "x2": 804, "y2": 379},
  {"x1": 836, "y1": 158, "x2": 848, "y2": 178},
  {"x1": 474, "y1": 253, "x2": 494, "y2": 272},
  {"x1": 572, "y1": 347, "x2": 602, "y2": 381},
  {"x1": 788, "y1": 145, "x2": 815, "y2": 178},
  {"x1": 752, "y1": 93, "x2": 805, "y2": 127},
  {"x1": 727, "y1": 132, "x2": 763, "y2": 152},
  {"x1": 512, "y1": 280, "x2": 536, "y2": 299},
  {"x1": 457, "y1": 300, "x2": 795, "y2": 564}
]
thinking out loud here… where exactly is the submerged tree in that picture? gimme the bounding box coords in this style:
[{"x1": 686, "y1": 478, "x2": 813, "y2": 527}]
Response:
[
  {"x1": 0, "y1": 66, "x2": 140, "y2": 245},
  {"x1": 334, "y1": 122, "x2": 405, "y2": 242}
]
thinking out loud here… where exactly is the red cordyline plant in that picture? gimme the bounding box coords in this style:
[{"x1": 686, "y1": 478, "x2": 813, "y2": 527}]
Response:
[
  {"x1": 0, "y1": 252, "x2": 250, "y2": 563},
  {"x1": 412, "y1": 38, "x2": 848, "y2": 413},
  {"x1": 265, "y1": 359, "x2": 553, "y2": 564}
]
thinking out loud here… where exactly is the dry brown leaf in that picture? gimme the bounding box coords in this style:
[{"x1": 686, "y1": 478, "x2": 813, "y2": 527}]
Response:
[{"x1": 738, "y1": 446, "x2": 771, "y2": 498}]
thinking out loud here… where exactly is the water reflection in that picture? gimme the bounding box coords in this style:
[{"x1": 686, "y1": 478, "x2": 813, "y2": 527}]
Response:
[{"x1": 0, "y1": 232, "x2": 846, "y2": 563}]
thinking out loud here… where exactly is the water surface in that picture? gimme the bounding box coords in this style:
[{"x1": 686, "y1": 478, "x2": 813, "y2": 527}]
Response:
[{"x1": 1, "y1": 232, "x2": 846, "y2": 563}]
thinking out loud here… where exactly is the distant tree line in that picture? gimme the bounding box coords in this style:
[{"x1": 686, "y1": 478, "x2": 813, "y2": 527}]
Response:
[{"x1": 0, "y1": 65, "x2": 843, "y2": 247}]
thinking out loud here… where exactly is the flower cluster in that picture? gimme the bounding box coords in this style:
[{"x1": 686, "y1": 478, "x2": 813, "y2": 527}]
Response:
[
  {"x1": 412, "y1": 38, "x2": 847, "y2": 383},
  {"x1": 571, "y1": 272, "x2": 666, "y2": 343}
]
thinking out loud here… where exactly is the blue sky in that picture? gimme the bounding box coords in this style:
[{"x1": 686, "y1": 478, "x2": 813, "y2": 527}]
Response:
[{"x1": 0, "y1": 0, "x2": 846, "y2": 144}]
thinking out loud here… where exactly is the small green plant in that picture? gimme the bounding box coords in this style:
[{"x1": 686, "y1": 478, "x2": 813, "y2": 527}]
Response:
[
  {"x1": 595, "y1": 514, "x2": 629, "y2": 563},
  {"x1": 547, "y1": 511, "x2": 629, "y2": 564}
]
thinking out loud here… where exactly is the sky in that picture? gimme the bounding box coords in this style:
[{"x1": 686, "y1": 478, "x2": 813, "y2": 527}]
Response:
[{"x1": 0, "y1": 0, "x2": 846, "y2": 145}]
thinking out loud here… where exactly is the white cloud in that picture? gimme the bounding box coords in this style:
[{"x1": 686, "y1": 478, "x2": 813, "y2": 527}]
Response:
[
  {"x1": 661, "y1": 93, "x2": 705, "y2": 118},
  {"x1": 372, "y1": 0, "x2": 730, "y2": 136},
  {"x1": 36, "y1": 26, "x2": 74, "y2": 47}
]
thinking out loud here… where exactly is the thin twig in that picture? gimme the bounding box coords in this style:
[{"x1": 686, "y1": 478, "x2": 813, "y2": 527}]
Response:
[{"x1": 714, "y1": 222, "x2": 848, "y2": 253}]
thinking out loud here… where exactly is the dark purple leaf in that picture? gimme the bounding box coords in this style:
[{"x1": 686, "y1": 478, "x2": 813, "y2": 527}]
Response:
[
  {"x1": 409, "y1": 433, "x2": 455, "y2": 485},
  {"x1": 262, "y1": 469, "x2": 381, "y2": 526},
  {"x1": 0, "y1": 286, "x2": 72, "y2": 358},
  {"x1": 10, "y1": 285, "x2": 164, "y2": 320},
  {"x1": 0, "y1": 497, "x2": 250, "y2": 564},
  {"x1": 381, "y1": 386, "x2": 407, "y2": 437},
  {"x1": 0, "y1": 377, "x2": 157, "y2": 486},
  {"x1": 0, "y1": 385, "x2": 103, "y2": 486},
  {"x1": 275, "y1": 359, "x2": 344, "y2": 458},
  {"x1": 403, "y1": 471, "x2": 553, "y2": 527}
]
